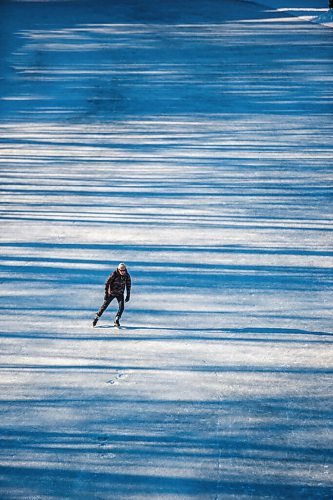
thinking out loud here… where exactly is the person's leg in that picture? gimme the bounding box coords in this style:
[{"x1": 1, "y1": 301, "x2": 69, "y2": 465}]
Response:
[
  {"x1": 97, "y1": 295, "x2": 115, "y2": 317},
  {"x1": 93, "y1": 295, "x2": 115, "y2": 326},
  {"x1": 115, "y1": 295, "x2": 125, "y2": 324}
]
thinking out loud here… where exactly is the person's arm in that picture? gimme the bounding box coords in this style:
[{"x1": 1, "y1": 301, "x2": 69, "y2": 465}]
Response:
[
  {"x1": 105, "y1": 271, "x2": 116, "y2": 298},
  {"x1": 125, "y1": 274, "x2": 131, "y2": 302}
]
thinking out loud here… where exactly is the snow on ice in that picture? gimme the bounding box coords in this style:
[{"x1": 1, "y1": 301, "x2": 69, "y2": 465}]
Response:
[{"x1": 0, "y1": 0, "x2": 332, "y2": 498}]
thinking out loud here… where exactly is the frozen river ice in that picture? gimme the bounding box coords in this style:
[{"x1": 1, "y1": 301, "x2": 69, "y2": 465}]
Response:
[{"x1": 0, "y1": 0, "x2": 332, "y2": 498}]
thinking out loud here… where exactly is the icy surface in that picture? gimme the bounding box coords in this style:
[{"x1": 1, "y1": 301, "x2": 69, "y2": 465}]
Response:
[
  {"x1": 0, "y1": 0, "x2": 332, "y2": 498},
  {"x1": 253, "y1": 0, "x2": 333, "y2": 26},
  {"x1": 313, "y1": 8, "x2": 333, "y2": 26}
]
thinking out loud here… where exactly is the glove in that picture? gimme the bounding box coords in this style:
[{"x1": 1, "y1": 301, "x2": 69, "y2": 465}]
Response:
[{"x1": 125, "y1": 294, "x2": 130, "y2": 303}]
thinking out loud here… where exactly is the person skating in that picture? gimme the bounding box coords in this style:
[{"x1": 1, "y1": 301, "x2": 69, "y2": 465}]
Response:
[{"x1": 93, "y1": 262, "x2": 131, "y2": 327}]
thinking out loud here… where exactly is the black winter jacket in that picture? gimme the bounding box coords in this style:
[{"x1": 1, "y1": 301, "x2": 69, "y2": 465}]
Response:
[{"x1": 105, "y1": 269, "x2": 131, "y2": 297}]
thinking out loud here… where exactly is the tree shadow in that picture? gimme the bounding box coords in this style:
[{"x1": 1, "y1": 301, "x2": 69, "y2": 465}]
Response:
[
  {"x1": 1, "y1": 392, "x2": 332, "y2": 498},
  {"x1": 1, "y1": 0, "x2": 332, "y2": 120},
  {"x1": 0, "y1": 1, "x2": 332, "y2": 497},
  {"x1": 1, "y1": 242, "x2": 332, "y2": 292}
]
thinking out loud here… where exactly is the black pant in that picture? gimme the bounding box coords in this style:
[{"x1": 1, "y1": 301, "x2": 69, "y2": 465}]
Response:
[{"x1": 97, "y1": 294, "x2": 124, "y2": 319}]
